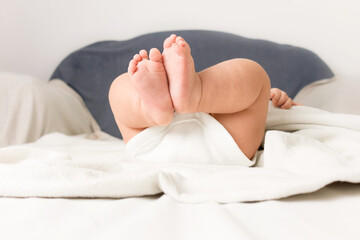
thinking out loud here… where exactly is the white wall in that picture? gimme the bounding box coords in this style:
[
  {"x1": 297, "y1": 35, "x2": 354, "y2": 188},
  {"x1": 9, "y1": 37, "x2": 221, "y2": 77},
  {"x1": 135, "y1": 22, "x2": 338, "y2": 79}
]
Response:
[{"x1": 1, "y1": 0, "x2": 359, "y2": 80}]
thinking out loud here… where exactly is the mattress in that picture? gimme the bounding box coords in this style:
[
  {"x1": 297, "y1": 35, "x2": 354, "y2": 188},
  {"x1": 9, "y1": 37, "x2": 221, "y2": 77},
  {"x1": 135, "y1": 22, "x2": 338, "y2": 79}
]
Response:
[{"x1": 1, "y1": 183, "x2": 359, "y2": 239}]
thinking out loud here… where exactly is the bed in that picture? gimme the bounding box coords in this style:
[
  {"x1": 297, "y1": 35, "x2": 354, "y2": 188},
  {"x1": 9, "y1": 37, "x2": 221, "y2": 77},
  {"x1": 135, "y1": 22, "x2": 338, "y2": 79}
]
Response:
[{"x1": 1, "y1": 4, "x2": 360, "y2": 239}]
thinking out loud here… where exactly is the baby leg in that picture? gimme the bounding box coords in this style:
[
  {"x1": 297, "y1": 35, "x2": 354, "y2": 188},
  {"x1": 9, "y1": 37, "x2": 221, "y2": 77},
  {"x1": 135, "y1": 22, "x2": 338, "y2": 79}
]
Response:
[
  {"x1": 162, "y1": 35, "x2": 270, "y2": 159},
  {"x1": 198, "y1": 59, "x2": 271, "y2": 159},
  {"x1": 109, "y1": 48, "x2": 174, "y2": 143}
]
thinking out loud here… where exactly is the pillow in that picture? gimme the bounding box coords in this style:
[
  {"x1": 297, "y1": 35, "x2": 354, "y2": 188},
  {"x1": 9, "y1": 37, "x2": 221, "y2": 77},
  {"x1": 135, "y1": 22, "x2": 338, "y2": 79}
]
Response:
[
  {"x1": 294, "y1": 76, "x2": 360, "y2": 115},
  {"x1": 0, "y1": 72, "x2": 99, "y2": 147},
  {"x1": 50, "y1": 30, "x2": 334, "y2": 139}
]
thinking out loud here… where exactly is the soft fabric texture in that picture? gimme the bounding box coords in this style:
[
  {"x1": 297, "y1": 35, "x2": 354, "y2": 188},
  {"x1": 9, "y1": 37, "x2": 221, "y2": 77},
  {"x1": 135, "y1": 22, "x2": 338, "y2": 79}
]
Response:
[
  {"x1": 50, "y1": 30, "x2": 334, "y2": 139},
  {"x1": 0, "y1": 105, "x2": 359, "y2": 203},
  {"x1": 127, "y1": 112, "x2": 255, "y2": 167},
  {"x1": 294, "y1": 76, "x2": 360, "y2": 115},
  {"x1": 0, "y1": 72, "x2": 100, "y2": 147}
]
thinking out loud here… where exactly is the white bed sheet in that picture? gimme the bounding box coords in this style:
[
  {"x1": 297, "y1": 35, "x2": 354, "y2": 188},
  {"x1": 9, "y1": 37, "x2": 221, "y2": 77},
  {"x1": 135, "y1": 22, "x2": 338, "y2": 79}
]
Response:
[
  {"x1": 1, "y1": 182, "x2": 359, "y2": 240},
  {"x1": 1, "y1": 77, "x2": 360, "y2": 240}
]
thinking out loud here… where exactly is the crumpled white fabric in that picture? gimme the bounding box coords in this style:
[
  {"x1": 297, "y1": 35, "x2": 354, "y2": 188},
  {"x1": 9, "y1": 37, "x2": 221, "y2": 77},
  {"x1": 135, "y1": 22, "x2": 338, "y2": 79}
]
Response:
[{"x1": 0, "y1": 105, "x2": 360, "y2": 203}]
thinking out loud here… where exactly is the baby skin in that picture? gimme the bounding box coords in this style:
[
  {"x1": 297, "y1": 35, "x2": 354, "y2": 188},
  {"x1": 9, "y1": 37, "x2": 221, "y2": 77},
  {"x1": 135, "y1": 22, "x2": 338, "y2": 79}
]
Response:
[{"x1": 109, "y1": 34, "x2": 298, "y2": 159}]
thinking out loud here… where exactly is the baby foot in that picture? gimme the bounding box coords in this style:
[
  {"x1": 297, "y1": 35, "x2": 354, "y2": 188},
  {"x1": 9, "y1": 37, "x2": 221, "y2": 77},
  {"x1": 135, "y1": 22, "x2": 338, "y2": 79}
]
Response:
[
  {"x1": 162, "y1": 34, "x2": 202, "y2": 113},
  {"x1": 128, "y1": 48, "x2": 174, "y2": 125}
]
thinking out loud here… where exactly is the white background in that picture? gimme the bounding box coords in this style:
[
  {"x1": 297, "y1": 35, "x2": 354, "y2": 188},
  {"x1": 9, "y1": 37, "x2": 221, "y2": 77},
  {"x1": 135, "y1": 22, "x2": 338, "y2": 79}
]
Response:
[{"x1": 1, "y1": 0, "x2": 359, "y2": 80}]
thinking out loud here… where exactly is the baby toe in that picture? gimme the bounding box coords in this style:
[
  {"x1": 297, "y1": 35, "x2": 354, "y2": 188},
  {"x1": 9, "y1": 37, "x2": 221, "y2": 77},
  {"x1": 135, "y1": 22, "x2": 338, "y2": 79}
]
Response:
[
  {"x1": 128, "y1": 59, "x2": 137, "y2": 75},
  {"x1": 149, "y1": 48, "x2": 162, "y2": 62},
  {"x1": 163, "y1": 34, "x2": 177, "y2": 49},
  {"x1": 139, "y1": 49, "x2": 148, "y2": 59},
  {"x1": 133, "y1": 54, "x2": 142, "y2": 62}
]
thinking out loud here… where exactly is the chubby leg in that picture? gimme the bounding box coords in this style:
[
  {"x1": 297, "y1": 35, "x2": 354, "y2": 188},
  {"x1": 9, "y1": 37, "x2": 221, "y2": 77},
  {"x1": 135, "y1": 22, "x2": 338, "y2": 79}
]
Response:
[
  {"x1": 163, "y1": 35, "x2": 270, "y2": 159},
  {"x1": 198, "y1": 59, "x2": 270, "y2": 159},
  {"x1": 108, "y1": 48, "x2": 174, "y2": 143}
]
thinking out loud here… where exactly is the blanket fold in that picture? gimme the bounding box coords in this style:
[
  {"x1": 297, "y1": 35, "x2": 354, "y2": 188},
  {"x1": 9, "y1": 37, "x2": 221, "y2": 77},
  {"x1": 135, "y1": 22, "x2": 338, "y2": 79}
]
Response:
[{"x1": 1, "y1": 105, "x2": 359, "y2": 202}]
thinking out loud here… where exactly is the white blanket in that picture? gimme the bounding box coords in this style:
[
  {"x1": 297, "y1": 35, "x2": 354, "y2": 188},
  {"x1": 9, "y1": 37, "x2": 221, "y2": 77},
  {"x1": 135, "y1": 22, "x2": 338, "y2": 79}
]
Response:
[{"x1": 1, "y1": 105, "x2": 360, "y2": 203}]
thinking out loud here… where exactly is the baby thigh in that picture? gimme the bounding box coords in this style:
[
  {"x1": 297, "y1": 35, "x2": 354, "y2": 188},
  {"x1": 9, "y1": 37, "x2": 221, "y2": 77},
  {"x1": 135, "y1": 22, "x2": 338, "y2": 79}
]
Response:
[{"x1": 211, "y1": 79, "x2": 270, "y2": 159}]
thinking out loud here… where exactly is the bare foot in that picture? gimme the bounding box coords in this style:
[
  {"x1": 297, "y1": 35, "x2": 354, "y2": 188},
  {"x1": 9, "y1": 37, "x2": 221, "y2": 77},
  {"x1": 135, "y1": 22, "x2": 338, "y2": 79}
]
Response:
[
  {"x1": 128, "y1": 48, "x2": 174, "y2": 125},
  {"x1": 162, "y1": 34, "x2": 202, "y2": 113}
]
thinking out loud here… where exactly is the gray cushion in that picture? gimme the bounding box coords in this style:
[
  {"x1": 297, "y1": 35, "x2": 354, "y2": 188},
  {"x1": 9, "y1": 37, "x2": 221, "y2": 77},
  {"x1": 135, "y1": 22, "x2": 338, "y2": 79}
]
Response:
[{"x1": 50, "y1": 30, "x2": 334, "y2": 139}]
